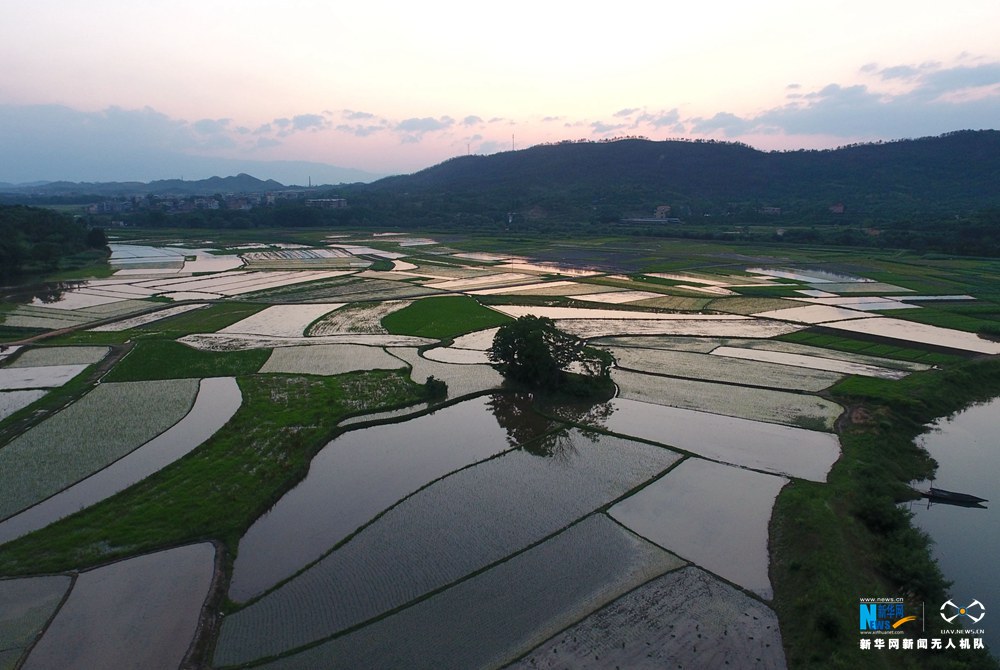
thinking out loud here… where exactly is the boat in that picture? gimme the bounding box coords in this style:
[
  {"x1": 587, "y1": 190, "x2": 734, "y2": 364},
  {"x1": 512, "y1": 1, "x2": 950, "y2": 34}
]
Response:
[{"x1": 921, "y1": 487, "x2": 988, "y2": 506}]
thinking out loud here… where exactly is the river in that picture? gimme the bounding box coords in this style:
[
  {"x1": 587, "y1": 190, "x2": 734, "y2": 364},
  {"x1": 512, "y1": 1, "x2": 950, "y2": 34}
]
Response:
[{"x1": 909, "y1": 396, "x2": 999, "y2": 657}]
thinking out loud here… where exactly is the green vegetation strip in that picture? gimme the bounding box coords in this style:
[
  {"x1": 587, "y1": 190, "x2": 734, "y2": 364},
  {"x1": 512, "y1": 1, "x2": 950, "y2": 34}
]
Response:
[
  {"x1": 776, "y1": 330, "x2": 966, "y2": 366},
  {"x1": 770, "y1": 357, "x2": 1000, "y2": 670},
  {"x1": 0, "y1": 370, "x2": 428, "y2": 575},
  {"x1": 102, "y1": 340, "x2": 270, "y2": 381},
  {"x1": 381, "y1": 295, "x2": 512, "y2": 340}
]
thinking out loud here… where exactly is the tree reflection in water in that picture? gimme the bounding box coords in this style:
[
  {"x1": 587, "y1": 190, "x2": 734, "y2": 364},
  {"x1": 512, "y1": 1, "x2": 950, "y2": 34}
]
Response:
[
  {"x1": 2, "y1": 281, "x2": 80, "y2": 305},
  {"x1": 487, "y1": 391, "x2": 618, "y2": 460}
]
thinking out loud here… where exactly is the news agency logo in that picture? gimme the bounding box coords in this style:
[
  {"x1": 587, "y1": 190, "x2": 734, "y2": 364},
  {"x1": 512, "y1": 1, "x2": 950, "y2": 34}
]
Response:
[
  {"x1": 940, "y1": 600, "x2": 986, "y2": 624},
  {"x1": 860, "y1": 601, "x2": 918, "y2": 632}
]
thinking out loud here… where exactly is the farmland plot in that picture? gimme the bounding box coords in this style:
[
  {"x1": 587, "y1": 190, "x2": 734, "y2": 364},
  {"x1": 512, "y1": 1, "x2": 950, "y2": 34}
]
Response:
[
  {"x1": 389, "y1": 347, "x2": 503, "y2": 397},
  {"x1": 219, "y1": 304, "x2": 345, "y2": 337},
  {"x1": 510, "y1": 567, "x2": 785, "y2": 670},
  {"x1": 0, "y1": 575, "x2": 71, "y2": 670},
  {"x1": 449, "y1": 327, "x2": 500, "y2": 350},
  {"x1": 0, "y1": 365, "x2": 89, "y2": 390},
  {"x1": 568, "y1": 398, "x2": 840, "y2": 481},
  {"x1": 260, "y1": 345, "x2": 405, "y2": 376},
  {"x1": 88, "y1": 304, "x2": 207, "y2": 331},
  {"x1": 306, "y1": 300, "x2": 411, "y2": 335},
  {"x1": 591, "y1": 335, "x2": 723, "y2": 353},
  {"x1": 254, "y1": 516, "x2": 684, "y2": 670},
  {"x1": 752, "y1": 304, "x2": 879, "y2": 324},
  {"x1": 607, "y1": 346, "x2": 843, "y2": 391},
  {"x1": 247, "y1": 278, "x2": 441, "y2": 303},
  {"x1": 706, "y1": 296, "x2": 801, "y2": 315},
  {"x1": 2, "y1": 300, "x2": 153, "y2": 330},
  {"x1": 0, "y1": 391, "x2": 46, "y2": 422},
  {"x1": 229, "y1": 395, "x2": 550, "y2": 601},
  {"x1": 572, "y1": 290, "x2": 664, "y2": 304},
  {"x1": 5, "y1": 346, "x2": 108, "y2": 367},
  {"x1": 0, "y1": 378, "x2": 241, "y2": 545},
  {"x1": 21, "y1": 543, "x2": 214, "y2": 670},
  {"x1": 0, "y1": 379, "x2": 198, "y2": 520},
  {"x1": 421, "y1": 347, "x2": 491, "y2": 364},
  {"x1": 825, "y1": 317, "x2": 1000, "y2": 354},
  {"x1": 558, "y1": 318, "x2": 803, "y2": 339},
  {"x1": 610, "y1": 458, "x2": 789, "y2": 598},
  {"x1": 628, "y1": 295, "x2": 713, "y2": 311},
  {"x1": 470, "y1": 280, "x2": 606, "y2": 296},
  {"x1": 215, "y1": 430, "x2": 681, "y2": 665},
  {"x1": 710, "y1": 346, "x2": 909, "y2": 379},
  {"x1": 424, "y1": 273, "x2": 537, "y2": 291},
  {"x1": 717, "y1": 338, "x2": 933, "y2": 371},
  {"x1": 179, "y1": 332, "x2": 434, "y2": 352},
  {"x1": 489, "y1": 305, "x2": 755, "y2": 321},
  {"x1": 612, "y1": 368, "x2": 842, "y2": 430}
]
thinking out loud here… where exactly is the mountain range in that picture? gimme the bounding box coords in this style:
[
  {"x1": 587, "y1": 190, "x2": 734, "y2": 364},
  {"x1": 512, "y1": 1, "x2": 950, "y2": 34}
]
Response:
[
  {"x1": 3, "y1": 131, "x2": 999, "y2": 222},
  {"x1": 355, "y1": 130, "x2": 1000, "y2": 221}
]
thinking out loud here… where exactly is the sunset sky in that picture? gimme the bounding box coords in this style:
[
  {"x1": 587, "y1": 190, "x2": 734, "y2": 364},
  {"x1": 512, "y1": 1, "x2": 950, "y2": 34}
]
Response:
[{"x1": 3, "y1": 1, "x2": 1000, "y2": 183}]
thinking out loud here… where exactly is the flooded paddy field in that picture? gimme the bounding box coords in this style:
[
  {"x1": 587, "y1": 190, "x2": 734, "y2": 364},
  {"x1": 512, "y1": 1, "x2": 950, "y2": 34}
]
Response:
[
  {"x1": 253, "y1": 516, "x2": 684, "y2": 670},
  {"x1": 20, "y1": 543, "x2": 214, "y2": 670},
  {"x1": 510, "y1": 566, "x2": 786, "y2": 670},
  {"x1": 2, "y1": 235, "x2": 998, "y2": 668},
  {"x1": 217, "y1": 428, "x2": 683, "y2": 664}
]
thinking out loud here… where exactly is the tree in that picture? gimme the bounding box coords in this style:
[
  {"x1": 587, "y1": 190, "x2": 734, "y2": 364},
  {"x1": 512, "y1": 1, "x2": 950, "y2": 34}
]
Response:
[
  {"x1": 85, "y1": 226, "x2": 108, "y2": 249},
  {"x1": 487, "y1": 315, "x2": 588, "y2": 389}
]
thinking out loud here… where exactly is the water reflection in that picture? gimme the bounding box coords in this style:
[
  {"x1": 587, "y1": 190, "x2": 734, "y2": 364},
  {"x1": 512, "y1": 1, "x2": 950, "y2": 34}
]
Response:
[
  {"x1": 909, "y1": 398, "x2": 1000, "y2": 657},
  {"x1": 230, "y1": 393, "x2": 556, "y2": 602},
  {"x1": 2, "y1": 281, "x2": 80, "y2": 306},
  {"x1": 486, "y1": 393, "x2": 555, "y2": 448}
]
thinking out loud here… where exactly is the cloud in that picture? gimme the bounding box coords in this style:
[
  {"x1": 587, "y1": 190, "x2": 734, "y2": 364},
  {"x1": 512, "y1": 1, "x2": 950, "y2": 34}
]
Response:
[
  {"x1": 636, "y1": 109, "x2": 680, "y2": 128},
  {"x1": 591, "y1": 120, "x2": 628, "y2": 135},
  {"x1": 614, "y1": 108, "x2": 639, "y2": 117},
  {"x1": 689, "y1": 111, "x2": 757, "y2": 136},
  {"x1": 394, "y1": 116, "x2": 456, "y2": 142},
  {"x1": 462, "y1": 115, "x2": 483, "y2": 126},
  {"x1": 684, "y1": 59, "x2": 1000, "y2": 140},
  {"x1": 343, "y1": 109, "x2": 376, "y2": 120},
  {"x1": 335, "y1": 123, "x2": 384, "y2": 137},
  {"x1": 193, "y1": 118, "x2": 232, "y2": 134},
  {"x1": 397, "y1": 116, "x2": 454, "y2": 133},
  {"x1": 291, "y1": 114, "x2": 329, "y2": 131}
]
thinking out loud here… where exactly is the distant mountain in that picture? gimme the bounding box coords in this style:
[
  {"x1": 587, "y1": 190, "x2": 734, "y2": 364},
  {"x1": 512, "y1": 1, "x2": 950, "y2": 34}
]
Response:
[
  {"x1": 2, "y1": 173, "x2": 290, "y2": 197},
  {"x1": 358, "y1": 130, "x2": 1000, "y2": 221}
]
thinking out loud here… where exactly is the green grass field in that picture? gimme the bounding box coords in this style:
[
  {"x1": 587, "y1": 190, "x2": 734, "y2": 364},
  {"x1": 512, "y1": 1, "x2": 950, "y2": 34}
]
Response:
[
  {"x1": 102, "y1": 340, "x2": 270, "y2": 381},
  {"x1": 381, "y1": 295, "x2": 513, "y2": 339}
]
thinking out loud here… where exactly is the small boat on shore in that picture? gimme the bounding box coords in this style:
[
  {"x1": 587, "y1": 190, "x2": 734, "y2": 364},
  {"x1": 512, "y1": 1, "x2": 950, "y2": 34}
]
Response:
[{"x1": 920, "y1": 487, "x2": 988, "y2": 507}]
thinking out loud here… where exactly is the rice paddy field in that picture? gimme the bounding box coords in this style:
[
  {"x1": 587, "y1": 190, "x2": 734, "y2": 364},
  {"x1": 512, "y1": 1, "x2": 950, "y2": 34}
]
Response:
[
  {"x1": 0, "y1": 379, "x2": 199, "y2": 520},
  {"x1": 2, "y1": 232, "x2": 998, "y2": 669},
  {"x1": 612, "y1": 368, "x2": 843, "y2": 430},
  {"x1": 606, "y1": 345, "x2": 845, "y2": 391},
  {"x1": 20, "y1": 543, "x2": 214, "y2": 670}
]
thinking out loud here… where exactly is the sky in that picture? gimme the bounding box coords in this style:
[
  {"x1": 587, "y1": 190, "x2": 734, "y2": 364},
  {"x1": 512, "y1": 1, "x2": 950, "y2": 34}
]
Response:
[{"x1": 2, "y1": 1, "x2": 1000, "y2": 184}]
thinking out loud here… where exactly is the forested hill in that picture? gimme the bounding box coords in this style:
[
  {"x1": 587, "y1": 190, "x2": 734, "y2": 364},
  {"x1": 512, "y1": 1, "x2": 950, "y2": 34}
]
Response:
[{"x1": 361, "y1": 130, "x2": 1000, "y2": 222}]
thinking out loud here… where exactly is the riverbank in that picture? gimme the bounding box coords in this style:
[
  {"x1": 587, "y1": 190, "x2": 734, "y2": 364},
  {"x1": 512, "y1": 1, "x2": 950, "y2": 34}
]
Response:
[{"x1": 771, "y1": 356, "x2": 1000, "y2": 669}]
